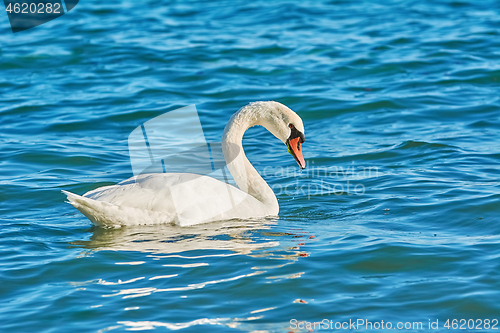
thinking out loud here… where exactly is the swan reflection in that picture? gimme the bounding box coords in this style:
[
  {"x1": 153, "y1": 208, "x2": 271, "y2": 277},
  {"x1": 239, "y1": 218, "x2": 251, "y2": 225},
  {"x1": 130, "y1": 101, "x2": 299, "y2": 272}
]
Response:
[
  {"x1": 72, "y1": 218, "x2": 280, "y2": 255},
  {"x1": 70, "y1": 218, "x2": 313, "y2": 333}
]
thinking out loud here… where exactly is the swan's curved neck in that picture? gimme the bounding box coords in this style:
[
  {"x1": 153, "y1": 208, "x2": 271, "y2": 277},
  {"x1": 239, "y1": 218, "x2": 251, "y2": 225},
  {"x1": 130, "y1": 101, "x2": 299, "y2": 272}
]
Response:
[{"x1": 222, "y1": 106, "x2": 278, "y2": 209}]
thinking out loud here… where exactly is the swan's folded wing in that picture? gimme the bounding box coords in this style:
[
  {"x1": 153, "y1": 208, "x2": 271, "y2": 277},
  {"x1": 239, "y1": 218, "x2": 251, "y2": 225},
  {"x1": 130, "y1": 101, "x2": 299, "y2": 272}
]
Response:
[
  {"x1": 62, "y1": 189, "x2": 176, "y2": 227},
  {"x1": 64, "y1": 173, "x2": 264, "y2": 227}
]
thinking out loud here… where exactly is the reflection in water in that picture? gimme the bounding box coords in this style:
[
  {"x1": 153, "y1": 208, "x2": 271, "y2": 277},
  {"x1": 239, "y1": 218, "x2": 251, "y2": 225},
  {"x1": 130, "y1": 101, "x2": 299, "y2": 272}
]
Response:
[
  {"x1": 70, "y1": 218, "x2": 315, "y2": 332},
  {"x1": 72, "y1": 218, "x2": 279, "y2": 255}
]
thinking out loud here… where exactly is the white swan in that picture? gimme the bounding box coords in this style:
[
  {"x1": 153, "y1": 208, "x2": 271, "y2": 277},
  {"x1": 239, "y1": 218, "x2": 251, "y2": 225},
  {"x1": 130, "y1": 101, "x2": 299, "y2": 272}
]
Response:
[{"x1": 63, "y1": 101, "x2": 306, "y2": 227}]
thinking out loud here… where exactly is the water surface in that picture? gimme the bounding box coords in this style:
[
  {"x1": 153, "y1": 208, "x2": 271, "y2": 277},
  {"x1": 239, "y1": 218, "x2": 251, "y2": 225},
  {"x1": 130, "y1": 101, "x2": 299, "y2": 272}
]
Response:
[{"x1": 1, "y1": 0, "x2": 500, "y2": 332}]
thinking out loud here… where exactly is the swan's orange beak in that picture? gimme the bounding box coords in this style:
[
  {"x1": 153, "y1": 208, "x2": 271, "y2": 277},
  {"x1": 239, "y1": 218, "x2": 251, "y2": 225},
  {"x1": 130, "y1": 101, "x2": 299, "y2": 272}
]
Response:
[{"x1": 287, "y1": 137, "x2": 306, "y2": 169}]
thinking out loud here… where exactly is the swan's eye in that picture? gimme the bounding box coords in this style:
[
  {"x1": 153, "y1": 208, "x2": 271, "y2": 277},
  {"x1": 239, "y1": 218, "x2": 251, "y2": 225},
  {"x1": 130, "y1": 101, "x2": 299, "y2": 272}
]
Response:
[{"x1": 289, "y1": 124, "x2": 293, "y2": 128}]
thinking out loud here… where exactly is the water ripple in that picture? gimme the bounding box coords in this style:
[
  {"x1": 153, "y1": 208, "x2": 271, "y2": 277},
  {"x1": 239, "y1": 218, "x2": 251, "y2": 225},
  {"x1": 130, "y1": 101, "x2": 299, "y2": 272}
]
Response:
[{"x1": 2, "y1": 0, "x2": 500, "y2": 331}]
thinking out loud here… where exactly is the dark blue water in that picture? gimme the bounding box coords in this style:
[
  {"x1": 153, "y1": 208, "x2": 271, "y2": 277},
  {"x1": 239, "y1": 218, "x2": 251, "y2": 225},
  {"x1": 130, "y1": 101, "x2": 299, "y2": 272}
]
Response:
[{"x1": 2, "y1": 0, "x2": 500, "y2": 332}]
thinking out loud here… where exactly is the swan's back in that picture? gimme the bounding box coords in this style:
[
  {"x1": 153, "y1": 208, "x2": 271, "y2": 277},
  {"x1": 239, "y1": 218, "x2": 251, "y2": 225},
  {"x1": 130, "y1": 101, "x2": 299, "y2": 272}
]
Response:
[{"x1": 63, "y1": 173, "x2": 273, "y2": 227}]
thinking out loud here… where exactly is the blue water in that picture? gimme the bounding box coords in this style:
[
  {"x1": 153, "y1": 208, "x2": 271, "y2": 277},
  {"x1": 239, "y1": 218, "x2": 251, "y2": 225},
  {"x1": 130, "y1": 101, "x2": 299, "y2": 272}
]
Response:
[{"x1": 2, "y1": 0, "x2": 500, "y2": 332}]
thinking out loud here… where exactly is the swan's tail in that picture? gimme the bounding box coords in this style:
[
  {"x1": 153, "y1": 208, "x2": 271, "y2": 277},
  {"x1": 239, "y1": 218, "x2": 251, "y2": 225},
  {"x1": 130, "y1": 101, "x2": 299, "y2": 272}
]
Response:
[
  {"x1": 62, "y1": 190, "x2": 175, "y2": 227},
  {"x1": 62, "y1": 190, "x2": 119, "y2": 227}
]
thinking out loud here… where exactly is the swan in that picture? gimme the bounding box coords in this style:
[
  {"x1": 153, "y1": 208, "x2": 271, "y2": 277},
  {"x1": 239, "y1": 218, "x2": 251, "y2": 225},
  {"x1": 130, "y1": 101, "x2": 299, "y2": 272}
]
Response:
[{"x1": 62, "y1": 101, "x2": 306, "y2": 227}]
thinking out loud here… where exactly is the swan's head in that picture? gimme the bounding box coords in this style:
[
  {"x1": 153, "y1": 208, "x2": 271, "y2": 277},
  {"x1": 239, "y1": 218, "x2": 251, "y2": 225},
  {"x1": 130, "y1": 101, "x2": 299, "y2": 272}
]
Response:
[{"x1": 252, "y1": 101, "x2": 306, "y2": 169}]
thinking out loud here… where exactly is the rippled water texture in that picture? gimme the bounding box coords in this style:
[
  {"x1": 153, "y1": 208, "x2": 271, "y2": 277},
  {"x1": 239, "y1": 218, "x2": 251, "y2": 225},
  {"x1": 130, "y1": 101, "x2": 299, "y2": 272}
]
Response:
[{"x1": 1, "y1": 0, "x2": 500, "y2": 332}]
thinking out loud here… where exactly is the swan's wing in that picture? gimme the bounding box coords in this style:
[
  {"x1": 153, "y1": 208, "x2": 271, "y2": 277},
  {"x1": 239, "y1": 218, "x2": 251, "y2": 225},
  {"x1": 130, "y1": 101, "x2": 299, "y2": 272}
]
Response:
[
  {"x1": 64, "y1": 173, "x2": 264, "y2": 227},
  {"x1": 62, "y1": 189, "x2": 174, "y2": 227},
  {"x1": 147, "y1": 173, "x2": 265, "y2": 226}
]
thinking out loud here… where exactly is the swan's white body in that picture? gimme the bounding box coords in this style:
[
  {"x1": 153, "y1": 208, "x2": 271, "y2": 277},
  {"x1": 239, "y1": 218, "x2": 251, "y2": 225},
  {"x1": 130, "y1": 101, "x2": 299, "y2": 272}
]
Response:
[{"x1": 63, "y1": 101, "x2": 305, "y2": 227}]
